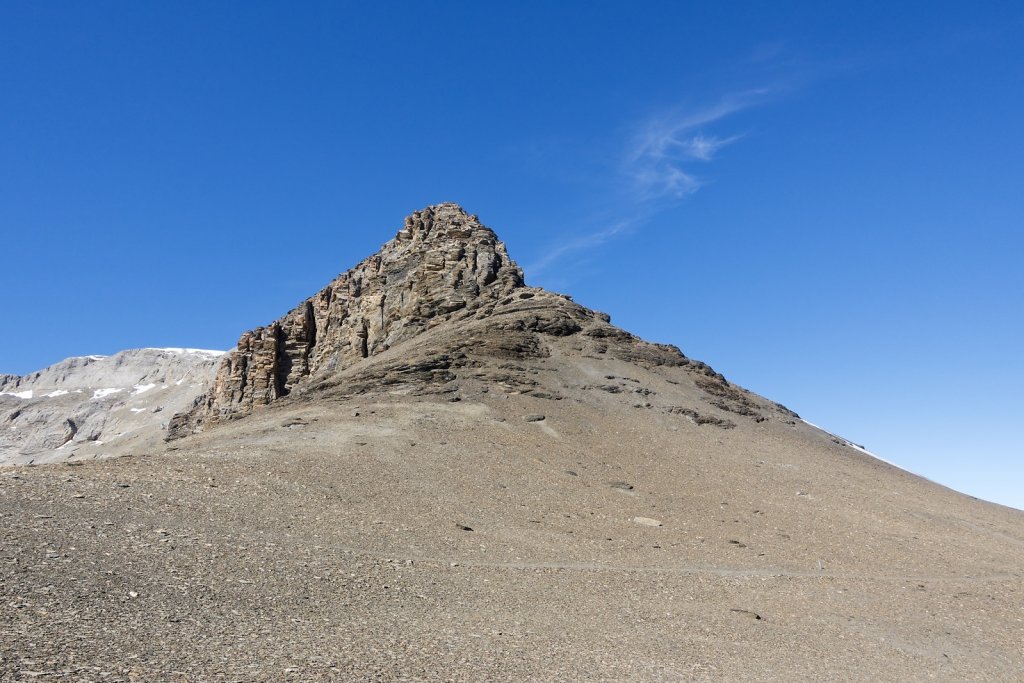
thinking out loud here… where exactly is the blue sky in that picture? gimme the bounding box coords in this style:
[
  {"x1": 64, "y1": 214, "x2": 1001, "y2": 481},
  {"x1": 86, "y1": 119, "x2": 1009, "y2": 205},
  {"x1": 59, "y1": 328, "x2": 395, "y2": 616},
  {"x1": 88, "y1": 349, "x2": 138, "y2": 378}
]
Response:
[{"x1": 2, "y1": 2, "x2": 1022, "y2": 509}]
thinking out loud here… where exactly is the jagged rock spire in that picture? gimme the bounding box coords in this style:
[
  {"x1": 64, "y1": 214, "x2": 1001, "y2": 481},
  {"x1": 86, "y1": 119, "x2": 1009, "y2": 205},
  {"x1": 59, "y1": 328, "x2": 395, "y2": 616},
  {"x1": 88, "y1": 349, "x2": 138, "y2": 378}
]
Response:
[{"x1": 171, "y1": 204, "x2": 525, "y2": 433}]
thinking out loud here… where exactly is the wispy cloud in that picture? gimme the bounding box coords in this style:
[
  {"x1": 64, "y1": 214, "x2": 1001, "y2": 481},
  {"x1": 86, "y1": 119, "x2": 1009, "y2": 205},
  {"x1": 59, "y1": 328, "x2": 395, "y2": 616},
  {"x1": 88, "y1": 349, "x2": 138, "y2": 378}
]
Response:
[
  {"x1": 527, "y1": 87, "x2": 778, "y2": 277},
  {"x1": 625, "y1": 89, "x2": 769, "y2": 201},
  {"x1": 527, "y1": 219, "x2": 635, "y2": 276}
]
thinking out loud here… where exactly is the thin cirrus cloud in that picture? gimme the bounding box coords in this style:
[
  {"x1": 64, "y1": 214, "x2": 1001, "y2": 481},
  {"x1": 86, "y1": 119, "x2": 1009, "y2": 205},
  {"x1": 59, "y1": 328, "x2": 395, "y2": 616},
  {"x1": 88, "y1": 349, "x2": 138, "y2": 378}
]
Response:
[
  {"x1": 625, "y1": 89, "x2": 771, "y2": 201},
  {"x1": 525, "y1": 219, "x2": 635, "y2": 277},
  {"x1": 528, "y1": 88, "x2": 771, "y2": 276}
]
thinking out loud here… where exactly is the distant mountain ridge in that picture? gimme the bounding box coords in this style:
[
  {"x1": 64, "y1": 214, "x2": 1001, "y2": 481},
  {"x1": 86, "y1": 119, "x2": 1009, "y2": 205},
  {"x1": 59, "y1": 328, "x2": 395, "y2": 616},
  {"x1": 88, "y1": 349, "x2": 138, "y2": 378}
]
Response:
[{"x1": 0, "y1": 348, "x2": 222, "y2": 465}]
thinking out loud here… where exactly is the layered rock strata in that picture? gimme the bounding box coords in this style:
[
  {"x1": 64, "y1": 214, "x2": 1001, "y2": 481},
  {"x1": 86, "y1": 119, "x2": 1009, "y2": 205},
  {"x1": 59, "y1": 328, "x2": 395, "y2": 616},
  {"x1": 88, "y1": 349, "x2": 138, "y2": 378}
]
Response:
[{"x1": 171, "y1": 204, "x2": 525, "y2": 433}]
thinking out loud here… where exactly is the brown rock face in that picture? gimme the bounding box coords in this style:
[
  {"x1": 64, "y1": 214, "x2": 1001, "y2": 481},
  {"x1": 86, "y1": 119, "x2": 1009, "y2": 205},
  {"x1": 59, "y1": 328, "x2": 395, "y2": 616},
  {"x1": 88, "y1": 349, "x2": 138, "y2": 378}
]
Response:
[
  {"x1": 171, "y1": 203, "x2": 525, "y2": 434},
  {"x1": 169, "y1": 202, "x2": 725, "y2": 439}
]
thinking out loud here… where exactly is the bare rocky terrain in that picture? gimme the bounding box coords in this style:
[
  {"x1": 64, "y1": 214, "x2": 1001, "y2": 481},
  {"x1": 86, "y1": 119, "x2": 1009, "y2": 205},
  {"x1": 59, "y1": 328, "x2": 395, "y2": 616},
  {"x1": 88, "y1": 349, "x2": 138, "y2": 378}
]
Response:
[{"x1": 2, "y1": 204, "x2": 1022, "y2": 681}]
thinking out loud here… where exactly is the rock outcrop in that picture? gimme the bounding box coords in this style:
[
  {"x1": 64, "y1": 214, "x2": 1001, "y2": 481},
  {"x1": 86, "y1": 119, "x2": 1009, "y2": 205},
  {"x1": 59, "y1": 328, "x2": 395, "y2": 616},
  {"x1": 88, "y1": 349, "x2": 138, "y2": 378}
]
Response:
[
  {"x1": 169, "y1": 202, "x2": 764, "y2": 437},
  {"x1": 171, "y1": 204, "x2": 525, "y2": 433}
]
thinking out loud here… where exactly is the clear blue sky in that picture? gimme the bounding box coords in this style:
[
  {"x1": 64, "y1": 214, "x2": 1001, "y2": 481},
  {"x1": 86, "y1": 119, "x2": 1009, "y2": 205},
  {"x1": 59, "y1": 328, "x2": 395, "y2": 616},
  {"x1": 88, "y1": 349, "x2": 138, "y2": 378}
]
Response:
[{"x1": 2, "y1": 2, "x2": 1022, "y2": 510}]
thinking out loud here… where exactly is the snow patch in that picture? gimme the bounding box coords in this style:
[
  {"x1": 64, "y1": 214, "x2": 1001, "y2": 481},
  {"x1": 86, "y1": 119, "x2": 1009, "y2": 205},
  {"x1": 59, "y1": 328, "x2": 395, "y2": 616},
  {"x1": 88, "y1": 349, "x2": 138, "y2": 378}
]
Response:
[
  {"x1": 149, "y1": 347, "x2": 226, "y2": 357},
  {"x1": 132, "y1": 383, "x2": 156, "y2": 395},
  {"x1": 91, "y1": 388, "x2": 124, "y2": 400},
  {"x1": 0, "y1": 390, "x2": 33, "y2": 399},
  {"x1": 130, "y1": 408, "x2": 146, "y2": 414},
  {"x1": 46, "y1": 389, "x2": 69, "y2": 397},
  {"x1": 800, "y1": 419, "x2": 912, "y2": 474}
]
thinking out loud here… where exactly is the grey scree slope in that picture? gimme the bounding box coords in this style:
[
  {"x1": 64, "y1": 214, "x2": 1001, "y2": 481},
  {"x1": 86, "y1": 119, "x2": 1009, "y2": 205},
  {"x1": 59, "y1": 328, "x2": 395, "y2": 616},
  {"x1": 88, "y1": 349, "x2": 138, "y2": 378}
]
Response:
[{"x1": 2, "y1": 204, "x2": 1022, "y2": 682}]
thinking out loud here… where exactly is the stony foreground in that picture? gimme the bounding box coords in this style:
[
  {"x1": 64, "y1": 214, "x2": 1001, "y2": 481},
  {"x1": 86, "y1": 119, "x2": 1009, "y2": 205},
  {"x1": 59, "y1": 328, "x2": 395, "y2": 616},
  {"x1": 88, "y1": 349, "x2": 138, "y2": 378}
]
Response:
[{"x1": 3, "y1": 388, "x2": 1022, "y2": 681}]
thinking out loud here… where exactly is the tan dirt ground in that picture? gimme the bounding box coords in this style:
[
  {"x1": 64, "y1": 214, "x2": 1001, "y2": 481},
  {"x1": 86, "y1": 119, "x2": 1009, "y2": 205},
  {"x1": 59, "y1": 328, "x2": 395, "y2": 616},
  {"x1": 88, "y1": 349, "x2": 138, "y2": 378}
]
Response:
[{"x1": 3, "y1": 338, "x2": 1022, "y2": 681}]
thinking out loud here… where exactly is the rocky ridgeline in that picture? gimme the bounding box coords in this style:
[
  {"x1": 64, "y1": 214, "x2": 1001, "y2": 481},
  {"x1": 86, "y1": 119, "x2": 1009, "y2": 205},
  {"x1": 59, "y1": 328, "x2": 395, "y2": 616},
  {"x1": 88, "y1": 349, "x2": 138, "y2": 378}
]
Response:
[{"x1": 169, "y1": 203, "x2": 743, "y2": 437}]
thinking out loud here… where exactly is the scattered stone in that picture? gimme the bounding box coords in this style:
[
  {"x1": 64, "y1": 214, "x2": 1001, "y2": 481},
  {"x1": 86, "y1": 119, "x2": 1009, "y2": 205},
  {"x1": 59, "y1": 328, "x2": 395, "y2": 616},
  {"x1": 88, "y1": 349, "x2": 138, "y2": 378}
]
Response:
[
  {"x1": 608, "y1": 481, "x2": 634, "y2": 491},
  {"x1": 455, "y1": 523, "x2": 474, "y2": 532},
  {"x1": 524, "y1": 414, "x2": 545, "y2": 422},
  {"x1": 729, "y1": 609, "x2": 762, "y2": 620},
  {"x1": 525, "y1": 390, "x2": 561, "y2": 400},
  {"x1": 632, "y1": 517, "x2": 663, "y2": 527},
  {"x1": 665, "y1": 406, "x2": 736, "y2": 429}
]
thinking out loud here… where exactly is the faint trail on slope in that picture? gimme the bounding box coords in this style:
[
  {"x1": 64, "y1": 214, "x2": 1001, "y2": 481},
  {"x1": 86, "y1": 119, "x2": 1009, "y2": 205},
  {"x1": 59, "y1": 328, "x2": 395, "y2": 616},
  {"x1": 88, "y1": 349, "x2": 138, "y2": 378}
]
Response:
[{"x1": 431, "y1": 559, "x2": 1021, "y2": 583}]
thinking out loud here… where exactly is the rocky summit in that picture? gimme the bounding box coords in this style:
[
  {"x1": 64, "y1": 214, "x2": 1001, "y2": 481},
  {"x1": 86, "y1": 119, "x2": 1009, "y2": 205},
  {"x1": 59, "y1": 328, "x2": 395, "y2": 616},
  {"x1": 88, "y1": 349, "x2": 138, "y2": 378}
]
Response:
[
  {"x1": 1, "y1": 204, "x2": 1022, "y2": 681},
  {"x1": 170, "y1": 202, "x2": 728, "y2": 437},
  {"x1": 171, "y1": 203, "x2": 525, "y2": 434}
]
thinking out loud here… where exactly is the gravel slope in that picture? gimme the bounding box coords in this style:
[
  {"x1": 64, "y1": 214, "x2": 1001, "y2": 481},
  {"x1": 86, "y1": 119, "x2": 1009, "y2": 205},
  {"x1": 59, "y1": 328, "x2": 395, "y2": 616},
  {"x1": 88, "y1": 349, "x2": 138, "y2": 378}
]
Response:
[{"x1": 2, "y1": 330, "x2": 1021, "y2": 681}]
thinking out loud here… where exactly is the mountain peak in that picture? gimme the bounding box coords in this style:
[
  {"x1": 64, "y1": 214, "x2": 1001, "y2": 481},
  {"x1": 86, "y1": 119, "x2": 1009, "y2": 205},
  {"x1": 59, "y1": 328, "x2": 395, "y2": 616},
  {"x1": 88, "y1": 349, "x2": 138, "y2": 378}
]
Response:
[
  {"x1": 386, "y1": 203, "x2": 523, "y2": 283},
  {"x1": 169, "y1": 204, "x2": 716, "y2": 437},
  {"x1": 170, "y1": 205, "x2": 532, "y2": 434},
  {"x1": 395, "y1": 202, "x2": 480, "y2": 240}
]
